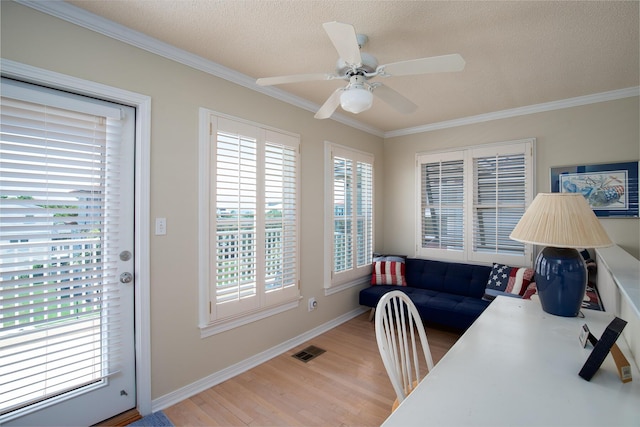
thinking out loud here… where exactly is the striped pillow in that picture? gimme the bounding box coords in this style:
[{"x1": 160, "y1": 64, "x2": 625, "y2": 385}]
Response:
[
  {"x1": 371, "y1": 257, "x2": 407, "y2": 286},
  {"x1": 483, "y1": 263, "x2": 534, "y2": 300}
]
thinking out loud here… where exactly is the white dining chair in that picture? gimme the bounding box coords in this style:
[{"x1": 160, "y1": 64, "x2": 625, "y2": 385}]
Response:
[{"x1": 375, "y1": 290, "x2": 434, "y2": 411}]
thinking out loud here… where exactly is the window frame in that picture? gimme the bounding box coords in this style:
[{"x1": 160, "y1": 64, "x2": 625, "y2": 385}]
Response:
[
  {"x1": 324, "y1": 142, "x2": 375, "y2": 295},
  {"x1": 2, "y1": 58, "x2": 153, "y2": 417},
  {"x1": 416, "y1": 139, "x2": 535, "y2": 267},
  {"x1": 198, "y1": 109, "x2": 301, "y2": 337}
]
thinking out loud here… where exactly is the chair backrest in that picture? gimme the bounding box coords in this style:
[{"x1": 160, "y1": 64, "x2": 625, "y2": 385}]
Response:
[{"x1": 375, "y1": 290, "x2": 434, "y2": 407}]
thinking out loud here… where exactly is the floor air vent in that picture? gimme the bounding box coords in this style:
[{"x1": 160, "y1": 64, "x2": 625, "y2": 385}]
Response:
[{"x1": 292, "y1": 345, "x2": 326, "y2": 363}]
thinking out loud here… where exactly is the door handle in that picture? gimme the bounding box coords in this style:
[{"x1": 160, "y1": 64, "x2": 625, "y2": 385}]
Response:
[{"x1": 120, "y1": 272, "x2": 133, "y2": 283}]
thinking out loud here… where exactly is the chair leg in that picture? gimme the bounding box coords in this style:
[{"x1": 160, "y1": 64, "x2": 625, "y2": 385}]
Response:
[{"x1": 368, "y1": 307, "x2": 375, "y2": 322}]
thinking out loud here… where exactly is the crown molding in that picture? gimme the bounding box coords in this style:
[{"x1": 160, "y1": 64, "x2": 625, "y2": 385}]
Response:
[
  {"x1": 385, "y1": 86, "x2": 640, "y2": 138},
  {"x1": 15, "y1": 0, "x2": 385, "y2": 138},
  {"x1": 14, "y1": 1, "x2": 637, "y2": 141}
]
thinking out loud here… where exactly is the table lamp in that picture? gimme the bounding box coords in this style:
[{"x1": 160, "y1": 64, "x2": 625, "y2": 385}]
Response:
[{"x1": 510, "y1": 193, "x2": 612, "y2": 317}]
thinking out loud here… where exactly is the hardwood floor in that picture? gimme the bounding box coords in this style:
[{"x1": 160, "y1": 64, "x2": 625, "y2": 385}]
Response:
[{"x1": 163, "y1": 312, "x2": 460, "y2": 426}]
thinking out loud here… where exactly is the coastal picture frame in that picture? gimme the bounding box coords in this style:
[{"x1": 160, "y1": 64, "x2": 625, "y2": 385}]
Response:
[{"x1": 551, "y1": 161, "x2": 639, "y2": 218}]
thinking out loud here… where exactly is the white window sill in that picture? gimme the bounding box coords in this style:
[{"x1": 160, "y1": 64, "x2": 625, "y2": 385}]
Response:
[
  {"x1": 199, "y1": 298, "x2": 301, "y2": 338},
  {"x1": 324, "y1": 275, "x2": 370, "y2": 296}
]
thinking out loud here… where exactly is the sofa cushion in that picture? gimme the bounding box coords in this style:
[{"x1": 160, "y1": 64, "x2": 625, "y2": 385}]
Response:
[
  {"x1": 360, "y1": 285, "x2": 424, "y2": 307},
  {"x1": 411, "y1": 291, "x2": 490, "y2": 330},
  {"x1": 483, "y1": 263, "x2": 534, "y2": 300},
  {"x1": 358, "y1": 285, "x2": 490, "y2": 330},
  {"x1": 371, "y1": 256, "x2": 407, "y2": 286},
  {"x1": 405, "y1": 258, "x2": 492, "y2": 299},
  {"x1": 360, "y1": 258, "x2": 495, "y2": 331}
]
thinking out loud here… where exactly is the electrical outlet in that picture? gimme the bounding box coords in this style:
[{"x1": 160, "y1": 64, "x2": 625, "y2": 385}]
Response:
[
  {"x1": 308, "y1": 297, "x2": 317, "y2": 312},
  {"x1": 155, "y1": 217, "x2": 167, "y2": 235}
]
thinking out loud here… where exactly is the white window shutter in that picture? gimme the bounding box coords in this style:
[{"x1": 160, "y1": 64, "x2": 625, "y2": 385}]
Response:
[
  {"x1": 213, "y1": 128, "x2": 259, "y2": 318},
  {"x1": 209, "y1": 115, "x2": 300, "y2": 323},
  {"x1": 416, "y1": 140, "x2": 534, "y2": 266},
  {"x1": 329, "y1": 145, "x2": 374, "y2": 287},
  {"x1": 263, "y1": 130, "x2": 299, "y2": 307},
  {"x1": 356, "y1": 160, "x2": 373, "y2": 268},
  {"x1": 416, "y1": 151, "x2": 465, "y2": 261},
  {"x1": 469, "y1": 141, "x2": 533, "y2": 265},
  {"x1": 333, "y1": 155, "x2": 353, "y2": 273}
]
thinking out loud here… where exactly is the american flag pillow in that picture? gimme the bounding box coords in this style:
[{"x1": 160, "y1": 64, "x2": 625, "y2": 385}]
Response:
[
  {"x1": 371, "y1": 257, "x2": 407, "y2": 286},
  {"x1": 484, "y1": 263, "x2": 534, "y2": 299}
]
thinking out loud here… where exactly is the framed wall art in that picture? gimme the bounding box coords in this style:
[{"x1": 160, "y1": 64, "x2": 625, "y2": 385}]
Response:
[{"x1": 550, "y1": 161, "x2": 639, "y2": 218}]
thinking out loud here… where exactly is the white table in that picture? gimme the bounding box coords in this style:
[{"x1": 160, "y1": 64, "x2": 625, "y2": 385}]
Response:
[{"x1": 381, "y1": 297, "x2": 640, "y2": 427}]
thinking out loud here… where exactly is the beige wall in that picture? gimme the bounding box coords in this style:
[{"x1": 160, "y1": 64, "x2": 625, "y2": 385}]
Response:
[
  {"x1": 1, "y1": 3, "x2": 384, "y2": 399},
  {"x1": 2, "y1": 1, "x2": 639, "y2": 404},
  {"x1": 383, "y1": 97, "x2": 640, "y2": 260}
]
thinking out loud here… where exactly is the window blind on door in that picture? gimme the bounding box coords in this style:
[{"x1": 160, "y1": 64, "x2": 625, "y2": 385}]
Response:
[{"x1": 0, "y1": 86, "x2": 125, "y2": 415}]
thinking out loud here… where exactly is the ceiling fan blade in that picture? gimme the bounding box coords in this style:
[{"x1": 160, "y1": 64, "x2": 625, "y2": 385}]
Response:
[
  {"x1": 256, "y1": 73, "x2": 337, "y2": 86},
  {"x1": 372, "y1": 84, "x2": 417, "y2": 114},
  {"x1": 378, "y1": 54, "x2": 466, "y2": 77},
  {"x1": 314, "y1": 88, "x2": 344, "y2": 119},
  {"x1": 323, "y1": 21, "x2": 362, "y2": 66}
]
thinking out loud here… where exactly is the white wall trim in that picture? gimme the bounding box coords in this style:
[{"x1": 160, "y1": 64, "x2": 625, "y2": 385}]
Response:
[
  {"x1": 0, "y1": 58, "x2": 154, "y2": 417},
  {"x1": 16, "y1": 1, "x2": 638, "y2": 140},
  {"x1": 151, "y1": 306, "x2": 368, "y2": 412},
  {"x1": 14, "y1": 0, "x2": 384, "y2": 138},
  {"x1": 385, "y1": 86, "x2": 640, "y2": 138}
]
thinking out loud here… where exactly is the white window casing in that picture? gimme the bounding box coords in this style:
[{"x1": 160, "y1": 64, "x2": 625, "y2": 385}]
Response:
[
  {"x1": 2, "y1": 58, "x2": 154, "y2": 418},
  {"x1": 199, "y1": 110, "x2": 300, "y2": 337},
  {"x1": 324, "y1": 142, "x2": 374, "y2": 292},
  {"x1": 416, "y1": 139, "x2": 535, "y2": 267}
]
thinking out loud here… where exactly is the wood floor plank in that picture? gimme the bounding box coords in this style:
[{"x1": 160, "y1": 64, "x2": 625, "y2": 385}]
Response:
[
  {"x1": 164, "y1": 398, "x2": 218, "y2": 426},
  {"x1": 192, "y1": 389, "x2": 247, "y2": 426},
  {"x1": 200, "y1": 388, "x2": 254, "y2": 425},
  {"x1": 164, "y1": 312, "x2": 460, "y2": 426}
]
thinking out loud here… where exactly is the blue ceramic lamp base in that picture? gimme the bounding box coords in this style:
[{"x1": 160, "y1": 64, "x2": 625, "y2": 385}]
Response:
[{"x1": 534, "y1": 247, "x2": 587, "y2": 317}]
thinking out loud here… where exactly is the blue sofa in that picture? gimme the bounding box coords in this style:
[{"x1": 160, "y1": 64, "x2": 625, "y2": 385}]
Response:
[{"x1": 359, "y1": 257, "x2": 494, "y2": 330}]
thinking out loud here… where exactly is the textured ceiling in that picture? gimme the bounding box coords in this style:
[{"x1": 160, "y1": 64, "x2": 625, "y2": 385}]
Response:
[{"x1": 66, "y1": 0, "x2": 639, "y2": 133}]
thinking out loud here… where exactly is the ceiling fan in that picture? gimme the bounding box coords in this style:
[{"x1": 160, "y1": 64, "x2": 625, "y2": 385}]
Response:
[{"x1": 256, "y1": 21, "x2": 466, "y2": 119}]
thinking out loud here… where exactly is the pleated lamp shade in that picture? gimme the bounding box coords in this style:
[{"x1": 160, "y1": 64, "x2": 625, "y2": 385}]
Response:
[
  {"x1": 510, "y1": 192, "x2": 612, "y2": 317},
  {"x1": 510, "y1": 193, "x2": 612, "y2": 248}
]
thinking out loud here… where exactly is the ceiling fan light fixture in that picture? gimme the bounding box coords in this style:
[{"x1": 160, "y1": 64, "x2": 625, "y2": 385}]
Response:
[
  {"x1": 340, "y1": 87, "x2": 373, "y2": 114},
  {"x1": 257, "y1": 22, "x2": 464, "y2": 119}
]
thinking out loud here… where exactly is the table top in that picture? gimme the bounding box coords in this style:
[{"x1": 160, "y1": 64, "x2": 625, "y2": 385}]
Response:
[{"x1": 381, "y1": 297, "x2": 640, "y2": 427}]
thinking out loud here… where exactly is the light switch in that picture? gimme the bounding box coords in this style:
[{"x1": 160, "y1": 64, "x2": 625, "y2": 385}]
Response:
[{"x1": 155, "y1": 217, "x2": 167, "y2": 235}]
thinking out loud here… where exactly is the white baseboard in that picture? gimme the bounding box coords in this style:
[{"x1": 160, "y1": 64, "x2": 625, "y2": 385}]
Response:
[{"x1": 151, "y1": 306, "x2": 368, "y2": 411}]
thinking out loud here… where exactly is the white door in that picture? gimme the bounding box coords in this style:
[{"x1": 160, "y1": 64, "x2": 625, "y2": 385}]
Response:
[{"x1": 0, "y1": 78, "x2": 136, "y2": 426}]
